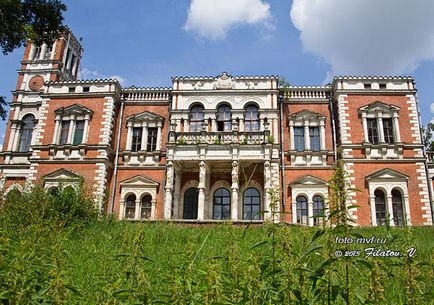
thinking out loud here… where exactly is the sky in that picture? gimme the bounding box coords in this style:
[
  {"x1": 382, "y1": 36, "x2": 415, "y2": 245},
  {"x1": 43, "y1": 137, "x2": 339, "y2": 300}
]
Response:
[{"x1": 1, "y1": 0, "x2": 434, "y2": 143}]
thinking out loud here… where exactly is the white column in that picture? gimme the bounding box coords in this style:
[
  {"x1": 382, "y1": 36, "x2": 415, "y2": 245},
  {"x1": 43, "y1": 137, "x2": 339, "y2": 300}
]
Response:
[
  {"x1": 82, "y1": 119, "x2": 90, "y2": 144},
  {"x1": 260, "y1": 118, "x2": 264, "y2": 131},
  {"x1": 197, "y1": 161, "x2": 206, "y2": 220},
  {"x1": 211, "y1": 118, "x2": 217, "y2": 132},
  {"x1": 135, "y1": 199, "x2": 141, "y2": 220},
  {"x1": 52, "y1": 119, "x2": 60, "y2": 144},
  {"x1": 12, "y1": 125, "x2": 21, "y2": 151},
  {"x1": 141, "y1": 123, "x2": 148, "y2": 151},
  {"x1": 362, "y1": 114, "x2": 369, "y2": 143},
  {"x1": 176, "y1": 119, "x2": 181, "y2": 132},
  {"x1": 292, "y1": 200, "x2": 297, "y2": 224},
  {"x1": 156, "y1": 123, "x2": 162, "y2": 151},
  {"x1": 393, "y1": 114, "x2": 401, "y2": 142},
  {"x1": 119, "y1": 199, "x2": 125, "y2": 220},
  {"x1": 67, "y1": 119, "x2": 75, "y2": 144},
  {"x1": 184, "y1": 119, "x2": 189, "y2": 133},
  {"x1": 320, "y1": 120, "x2": 326, "y2": 150},
  {"x1": 231, "y1": 161, "x2": 239, "y2": 221},
  {"x1": 304, "y1": 120, "x2": 310, "y2": 150},
  {"x1": 8, "y1": 124, "x2": 17, "y2": 151},
  {"x1": 50, "y1": 41, "x2": 56, "y2": 60},
  {"x1": 369, "y1": 195, "x2": 377, "y2": 226},
  {"x1": 173, "y1": 170, "x2": 182, "y2": 219},
  {"x1": 377, "y1": 116, "x2": 385, "y2": 143},
  {"x1": 239, "y1": 118, "x2": 244, "y2": 132},
  {"x1": 404, "y1": 195, "x2": 411, "y2": 225},
  {"x1": 264, "y1": 161, "x2": 272, "y2": 220},
  {"x1": 308, "y1": 200, "x2": 314, "y2": 226},
  {"x1": 39, "y1": 43, "x2": 47, "y2": 60},
  {"x1": 126, "y1": 125, "x2": 133, "y2": 150},
  {"x1": 164, "y1": 161, "x2": 174, "y2": 219},
  {"x1": 289, "y1": 122, "x2": 295, "y2": 150},
  {"x1": 29, "y1": 45, "x2": 36, "y2": 60},
  {"x1": 387, "y1": 195, "x2": 395, "y2": 226},
  {"x1": 150, "y1": 199, "x2": 156, "y2": 220}
]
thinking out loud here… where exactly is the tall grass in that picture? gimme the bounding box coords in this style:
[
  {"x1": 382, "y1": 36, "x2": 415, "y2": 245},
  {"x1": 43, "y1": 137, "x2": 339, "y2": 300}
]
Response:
[{"x1": 0, "y1": 186, "x2": 433, "y2": 304}]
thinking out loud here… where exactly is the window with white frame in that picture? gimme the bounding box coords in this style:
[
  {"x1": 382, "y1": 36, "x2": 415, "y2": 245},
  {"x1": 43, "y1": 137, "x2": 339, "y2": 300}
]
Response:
[
  {"x1": 359, "y1": 102, "x2": 400, "y2": 145},
  {"x1": 119, "y1": 175, "x2": 159, "y2": 220},
  {"x1": 290, "y1": 175, "x2": 328, "y2": 226},
  {"x1": 366, "y1": 168, "x2": 410, "y2": 226},
  {"x1": 18, "y1": 114, "x2": 36, "y2": 152},
  {"x1": 53, "y1": 105, "x2": 93, "y2": 146},
  {"x1": 288, "y1": 110, "x2": 326, "y2": 152},
  {"x1": 126, "y1": 111, "x2": 164, "y2": 152}
]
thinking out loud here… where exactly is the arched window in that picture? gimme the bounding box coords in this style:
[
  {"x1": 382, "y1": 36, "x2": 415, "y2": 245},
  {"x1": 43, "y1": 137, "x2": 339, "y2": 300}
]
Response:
[
  {"x1": 243, "y1": 188, "x2": 261, "y2": 220},
  {"x1": 47, "y1": 186, "x2": 60, "y2": 196},
  {"x1": 312, "y1": 195, "x2": 324, "y2": 226},
  {"x1": 190, "y1": 105, "x2": 204, "y2": 132},
  {"x1": 217, "y1": 105, "x2": 231, "y2": 131},
  {"x1": 392, "y1": 189, "x2": 404, "y2": 226},
  {"x1": 183, "y1": 188, "x2": 198, "y2": 219},
  {"x1": 296, "y1": 195, "x2": 308, "y2": 225},
  {"x1": 18, "y1": 114, "x2": 35, "y2": 152},
  {"x1": 141, "y1": 194, "x2": 152, "y2": 219},
  {"x1": 213, "y1": 188, "x2": 231, "y2": 220},
  {"x1": 125, "y1": 194, "x2": 136, "y2": 219},
  {"x1": 374, "y1": 189, "x2": 386, "y2": 226},
  {"x1": 245, "y1": 105, "x2": 259, "y2": 131},
  {"x1": 6, "y1": 188, "x2": 22, "y2": 201}
]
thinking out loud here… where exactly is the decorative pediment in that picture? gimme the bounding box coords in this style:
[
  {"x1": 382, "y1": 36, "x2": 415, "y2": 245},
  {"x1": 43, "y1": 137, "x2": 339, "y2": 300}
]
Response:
[
  {"x1": 365, "y1": 168, "x2": 408, "y2": 181},
  {"x1": 290, "y1": 175, "x2": 328, "y2": 186},
  {"x1": 126, "y1": 111, "x2": 164, "y2": 123},
  {"x1": 54, "y1": 104, "x2": 93, "y2": 117},
  {"x1": 214, "y1": 72, "x2": 234, "y2": 90},
  {"x1": 43, "y1": 168, "x2": 82, "y2": 182},
  {"x1": 120, "y1": 175, "x2": 160, "y2": 188},
  {"x1": 359, "y1": 101, "x2": 400, "y2": 114},
  {"x1": 287, "y1": 110, "x2": 325, "y2": 123}
]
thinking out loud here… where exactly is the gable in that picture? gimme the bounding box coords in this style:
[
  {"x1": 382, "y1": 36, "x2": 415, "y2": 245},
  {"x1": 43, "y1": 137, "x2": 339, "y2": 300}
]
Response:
[
  {"x1": 359, "y1": 101, "x2": 400, "y2": 114},
  {"x1": 43, "y1": 168, "x2": 82, "y2": 181},
  {"x1": 126, "y1": 111, "x2": 164, "y2": 123},
  {"x1": 120, "y1": 175, "x2": 160, "y2": 188},
  {"x1": 366, "y1": 168, "x2": 408, "y2": 181},
  {"x1": 288, "y1": 110, "x2": 325, "y2": 122},
  {"x1": 54, "y1": 104, "x2": 93, "y2": 116},
  {"x1": 290, "y1": 175, "x2": 328, "y2": 186}
]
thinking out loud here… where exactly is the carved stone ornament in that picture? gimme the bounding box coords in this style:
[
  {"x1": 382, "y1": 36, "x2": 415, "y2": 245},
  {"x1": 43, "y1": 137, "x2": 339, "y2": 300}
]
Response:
[{"x1": 214, "y1": 72, "x2": 234, "y2": 90}]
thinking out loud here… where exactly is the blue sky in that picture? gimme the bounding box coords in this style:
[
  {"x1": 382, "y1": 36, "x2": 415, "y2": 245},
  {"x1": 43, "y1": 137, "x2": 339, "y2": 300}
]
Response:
[{"x1": 1, "y1": 0, "x2": 434, "y2": 143}]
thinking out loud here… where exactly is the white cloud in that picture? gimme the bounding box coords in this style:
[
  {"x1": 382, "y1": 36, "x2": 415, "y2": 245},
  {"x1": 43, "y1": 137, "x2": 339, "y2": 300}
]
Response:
[
  {"x1": 290, "y1": 0, "x2": 434, "y2": 76},
  {"x1": 184, "y1": 0, "x2": 272, "y2": 40},
  {"x1": 78, "y1": 68, "x2": 126, "y2": 86}
]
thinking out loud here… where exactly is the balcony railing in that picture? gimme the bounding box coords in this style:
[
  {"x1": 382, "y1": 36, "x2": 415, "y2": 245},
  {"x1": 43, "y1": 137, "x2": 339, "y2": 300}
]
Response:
[{"x1": 172, "y1": 131, "x2": 270, "y2": 145}]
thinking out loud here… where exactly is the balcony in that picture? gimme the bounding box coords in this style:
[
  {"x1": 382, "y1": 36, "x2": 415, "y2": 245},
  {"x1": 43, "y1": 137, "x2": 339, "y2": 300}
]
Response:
[{"x1": 173, "y1": 131, "x2": 270, "y2": 145}]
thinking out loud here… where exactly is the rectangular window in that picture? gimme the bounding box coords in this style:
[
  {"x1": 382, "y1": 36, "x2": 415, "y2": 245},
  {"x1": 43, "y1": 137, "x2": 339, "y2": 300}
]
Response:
[
  {"x1": 367, "y1": 118, "x2": 379, "y2": 144},
  {"x1": 33, "y1": 46, "x2": 41, "y2": 60},
  {"x1": 44, "y1": 46, "x2": 52, "y2": 60},
  {"x1": 383, "y1": 118, "x2": 394, "y2": 144},
  {"x1": 147, "y1": 128, "x2": 157, "y2": 151},
  {"x1": 64, "y1": 48, "x2": 71, "y2": 66},
  {"x1": 294, "y1": 127, "x2": 305, "y2": 151},
  {"x1": 131, "y1": 127, "x2": 142, "y2": 152},
  {"x1": 72, "y1": 120, "x2": 85, "y2": 145},
  {"x1": 310, "y1": 127, "x2": 320, "y2": 151},
  {"x1": 59, "y1": 121, "x2": 70, "y2": 145}
]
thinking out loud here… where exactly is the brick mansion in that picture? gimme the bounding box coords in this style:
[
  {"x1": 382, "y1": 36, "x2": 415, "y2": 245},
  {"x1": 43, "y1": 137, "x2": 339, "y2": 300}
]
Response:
[{"x1": 1, "y1": 30, "x2": 432, "y2": 226}]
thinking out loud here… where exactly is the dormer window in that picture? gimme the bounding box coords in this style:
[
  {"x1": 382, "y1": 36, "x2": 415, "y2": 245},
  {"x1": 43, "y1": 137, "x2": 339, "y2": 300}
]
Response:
[{"x1": 53, "y1": 104, "x2": 93, "y2": 146}]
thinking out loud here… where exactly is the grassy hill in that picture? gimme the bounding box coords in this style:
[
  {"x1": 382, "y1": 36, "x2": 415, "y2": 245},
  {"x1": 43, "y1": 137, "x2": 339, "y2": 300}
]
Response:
[{"x1": 0, "y1": 187, "x2": 433, "y2": 304}]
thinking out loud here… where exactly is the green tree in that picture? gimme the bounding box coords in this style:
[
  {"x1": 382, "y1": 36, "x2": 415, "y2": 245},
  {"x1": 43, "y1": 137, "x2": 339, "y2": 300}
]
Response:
[
  {"x1": 423, "y1": 122, "x2": 434, "y2": 151},
  {"x1": 0, "y1": 0, "x2": 67, "y2": 55},
  {"x1": 0, "y1": 96, "x2": 7, "y2": 120}
]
